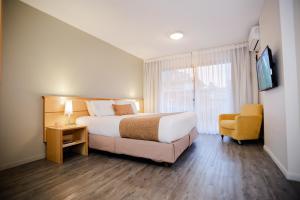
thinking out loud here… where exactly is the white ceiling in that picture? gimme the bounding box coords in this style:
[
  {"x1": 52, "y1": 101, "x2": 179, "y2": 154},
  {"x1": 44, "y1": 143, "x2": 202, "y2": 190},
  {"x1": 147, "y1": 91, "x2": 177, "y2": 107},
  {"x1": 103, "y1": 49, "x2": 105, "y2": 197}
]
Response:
[{"x1": 21, "y1": 0, "x2": 264, "y2": 60}]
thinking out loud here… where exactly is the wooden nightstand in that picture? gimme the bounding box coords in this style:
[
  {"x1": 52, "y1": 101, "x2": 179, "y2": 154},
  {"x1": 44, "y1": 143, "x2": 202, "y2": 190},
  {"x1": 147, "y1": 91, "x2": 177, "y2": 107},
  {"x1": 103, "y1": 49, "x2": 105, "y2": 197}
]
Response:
[{"x1": 46, "y1": 125, "x2": 88, "y2": 164}]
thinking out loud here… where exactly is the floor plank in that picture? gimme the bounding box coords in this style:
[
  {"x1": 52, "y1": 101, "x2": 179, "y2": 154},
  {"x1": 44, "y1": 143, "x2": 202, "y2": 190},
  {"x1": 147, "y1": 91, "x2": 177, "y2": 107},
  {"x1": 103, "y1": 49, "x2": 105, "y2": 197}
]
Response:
[{"x1": 0, "y1": 134, "x2": 299, "y2": 200}]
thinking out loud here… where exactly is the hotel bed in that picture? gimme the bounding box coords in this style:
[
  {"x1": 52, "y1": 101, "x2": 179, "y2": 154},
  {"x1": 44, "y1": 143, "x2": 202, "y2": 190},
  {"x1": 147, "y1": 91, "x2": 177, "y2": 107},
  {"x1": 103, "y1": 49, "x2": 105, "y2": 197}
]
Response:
[
  {"x1": 43, "y1": 96, "x2": 199, "y2": 164},
  {"x1": 76, "y1": 112, "x2": 196, "y2": 143}
]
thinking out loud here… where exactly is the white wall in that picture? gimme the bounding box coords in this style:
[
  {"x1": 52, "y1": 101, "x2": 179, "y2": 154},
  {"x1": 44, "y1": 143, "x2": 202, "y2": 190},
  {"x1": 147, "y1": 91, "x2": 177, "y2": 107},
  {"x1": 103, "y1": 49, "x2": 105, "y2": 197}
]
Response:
[
  {"x1": 295, "y1": 0, "x2": 300, "y2": 128},
  {"x1": 279, "y1": 0, "x2": 300, "y2": 180},
  {"x1": 259, "y1": 0, "x2": 288, "y2": 170},
  {"x1": 260, "y1": 0, "x2": 300, "y2": 181},
  {"x1": 295, "y1": 4, "x2": 300, "y2": 175},
  {"x1": 0, "y1": 0, "x2": 143, "y2": 170}
]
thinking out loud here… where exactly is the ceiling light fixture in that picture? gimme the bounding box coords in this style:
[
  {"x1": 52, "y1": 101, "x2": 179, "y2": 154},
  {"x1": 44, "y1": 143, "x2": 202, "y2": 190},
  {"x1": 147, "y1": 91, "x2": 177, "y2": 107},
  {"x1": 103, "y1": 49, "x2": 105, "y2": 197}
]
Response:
[{"x1": 170, "y1": 32, "x2": 183, "y2": 40}]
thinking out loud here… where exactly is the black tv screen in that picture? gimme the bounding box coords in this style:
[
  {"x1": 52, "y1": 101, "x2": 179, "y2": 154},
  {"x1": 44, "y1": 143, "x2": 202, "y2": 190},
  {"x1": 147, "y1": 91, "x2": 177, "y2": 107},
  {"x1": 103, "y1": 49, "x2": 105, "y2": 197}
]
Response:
[{"x1": 256, "y1": 46, "x2": 276, "y2": 91}]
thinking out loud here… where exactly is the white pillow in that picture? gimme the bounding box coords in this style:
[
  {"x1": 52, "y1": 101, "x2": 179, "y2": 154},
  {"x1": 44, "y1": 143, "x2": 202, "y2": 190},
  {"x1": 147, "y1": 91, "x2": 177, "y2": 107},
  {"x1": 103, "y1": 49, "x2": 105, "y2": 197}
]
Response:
[
  {"x1": 89, "y1": 100, "x2": 115, "y2": 116},
  {"x1": 115, "y1": 99, "x2": 138, "y2": 113},
  {"x1": 85, "y1": 101, "x2": 95, "y2": 116}
]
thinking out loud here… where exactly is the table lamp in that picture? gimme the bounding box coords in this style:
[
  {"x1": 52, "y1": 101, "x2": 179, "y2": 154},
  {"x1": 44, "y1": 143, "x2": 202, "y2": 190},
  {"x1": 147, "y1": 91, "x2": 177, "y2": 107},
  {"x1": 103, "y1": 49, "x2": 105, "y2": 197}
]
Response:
[
  {"x1": 135, "y1": 100, "x2": 140, "y2": 112},
  {"x1": 64, "y1": 100, "x2": 73, "y2": 125}
]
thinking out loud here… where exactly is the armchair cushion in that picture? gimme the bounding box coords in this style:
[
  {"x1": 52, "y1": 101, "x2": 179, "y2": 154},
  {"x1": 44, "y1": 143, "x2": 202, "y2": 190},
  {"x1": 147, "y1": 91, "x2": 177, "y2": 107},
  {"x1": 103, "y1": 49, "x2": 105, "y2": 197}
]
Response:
[
  {"x1": 220, "y1": 120, "x2": 236, "y2": 130},
  {"x1": 219, "y1": 113, "x2": 239, "y2": 120}
]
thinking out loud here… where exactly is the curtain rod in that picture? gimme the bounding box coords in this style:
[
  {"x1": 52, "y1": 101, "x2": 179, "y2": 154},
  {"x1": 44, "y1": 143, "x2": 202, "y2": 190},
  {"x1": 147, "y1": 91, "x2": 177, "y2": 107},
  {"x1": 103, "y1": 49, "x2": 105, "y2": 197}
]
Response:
[{"x1": 145, "y1": 41, "x2": 248, "y2": 63}]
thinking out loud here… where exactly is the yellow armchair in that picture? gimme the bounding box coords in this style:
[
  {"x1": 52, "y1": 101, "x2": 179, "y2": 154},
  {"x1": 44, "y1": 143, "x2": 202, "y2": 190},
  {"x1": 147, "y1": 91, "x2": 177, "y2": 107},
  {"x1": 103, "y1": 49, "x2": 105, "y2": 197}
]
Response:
[{"x1": 219, "y1": 104, "x2": 263, "y2": 144}]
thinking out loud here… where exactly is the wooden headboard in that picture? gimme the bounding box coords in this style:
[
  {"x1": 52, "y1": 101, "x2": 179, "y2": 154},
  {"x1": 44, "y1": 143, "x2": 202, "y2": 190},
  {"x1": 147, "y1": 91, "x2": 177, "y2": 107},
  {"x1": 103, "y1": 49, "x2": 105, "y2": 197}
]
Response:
[{"x1": 42, "y1": 96, "x2": 144, "y2": 142}]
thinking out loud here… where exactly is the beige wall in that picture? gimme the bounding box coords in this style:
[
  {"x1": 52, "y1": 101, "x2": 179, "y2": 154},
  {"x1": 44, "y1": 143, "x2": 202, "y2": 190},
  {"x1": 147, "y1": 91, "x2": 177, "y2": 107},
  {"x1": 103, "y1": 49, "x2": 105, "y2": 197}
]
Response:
[
  {"x1": 259, "y1": 0, "x2": 287, "y2": 169},
  {"x1": 0, "y1": 0, "x2": 143, "y2": 169}
]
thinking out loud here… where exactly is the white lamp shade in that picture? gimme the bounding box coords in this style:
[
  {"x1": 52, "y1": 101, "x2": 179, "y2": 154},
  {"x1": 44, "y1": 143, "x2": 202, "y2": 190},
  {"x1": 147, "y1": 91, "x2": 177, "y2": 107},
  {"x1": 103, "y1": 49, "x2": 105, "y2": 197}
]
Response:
[
  {"x1": 135, "y1": 101, "x2": 140, "y2": 111},
  {"x1": 64, "y1": 100, "x2": 73, "y2": 115}
]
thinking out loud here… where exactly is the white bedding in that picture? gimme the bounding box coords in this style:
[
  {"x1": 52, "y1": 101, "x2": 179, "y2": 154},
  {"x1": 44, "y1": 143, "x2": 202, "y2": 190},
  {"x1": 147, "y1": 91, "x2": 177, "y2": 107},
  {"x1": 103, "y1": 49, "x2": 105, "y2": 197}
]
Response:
[{"x1": 76, "y1": 112, "x2": 197, "y2": 143}]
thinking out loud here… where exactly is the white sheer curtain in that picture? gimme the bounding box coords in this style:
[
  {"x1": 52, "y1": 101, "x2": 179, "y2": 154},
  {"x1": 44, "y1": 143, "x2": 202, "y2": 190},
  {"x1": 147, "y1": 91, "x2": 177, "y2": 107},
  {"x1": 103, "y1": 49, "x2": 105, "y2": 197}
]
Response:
[
  {"x1": 144, "y1": 61, "x2": 160, "y2": 112},
  {"x1": 193, "y1": 43, "x2": 256, "y2": 133},
  {"x1": 144, "y1": 54, "x2": 193, "y2": 113},
  {"x1": 250, "y1": 52, "x2": 259, "y2": 104},
  {"x1": 193, "y1": 48, "x2": 233, "y2": 134},
  {"x1": 144, "y1": 42, "x2": 258, "y2": 134},
  {"x1": 230, "y1": 45, "x2": 255, "y2": 112},
  {"x1": 194, "y1": 64, "x2": 233, "y2": 133}
]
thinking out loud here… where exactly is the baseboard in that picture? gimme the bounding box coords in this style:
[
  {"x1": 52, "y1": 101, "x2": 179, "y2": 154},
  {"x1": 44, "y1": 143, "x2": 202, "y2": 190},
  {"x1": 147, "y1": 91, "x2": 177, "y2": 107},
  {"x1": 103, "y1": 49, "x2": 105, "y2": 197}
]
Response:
[
  {"x1": 286, "y1": 171, "x2": 300, "y2": 182},
  {"x1": 0, "y1": 153, "x2": 45, "y2": 171},
  {"x1": 263, "y1": 145, "x2": 300, "y2": 182},
  {"x1": 263, "y1": 145, "x2": 288, "y2": 176}
]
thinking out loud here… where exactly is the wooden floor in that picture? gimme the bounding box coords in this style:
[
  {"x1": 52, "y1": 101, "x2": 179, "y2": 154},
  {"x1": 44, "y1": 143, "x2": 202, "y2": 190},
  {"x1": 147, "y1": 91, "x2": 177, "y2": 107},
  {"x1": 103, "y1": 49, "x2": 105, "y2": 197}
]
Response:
[{"x1": 0, "y1": 135, "x2": 299, "y2": 200}]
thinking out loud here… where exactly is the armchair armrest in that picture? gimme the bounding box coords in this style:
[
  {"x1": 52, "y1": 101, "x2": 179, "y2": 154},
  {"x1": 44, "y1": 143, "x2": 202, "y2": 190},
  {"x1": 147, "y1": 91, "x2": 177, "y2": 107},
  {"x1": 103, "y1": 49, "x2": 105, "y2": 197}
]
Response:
[
  {"x1": 219, "y1": 113, "x2": 239, "y2": 121},
  {"x1": 235, "y1": 115, "x2": 263, "y2": 139}
]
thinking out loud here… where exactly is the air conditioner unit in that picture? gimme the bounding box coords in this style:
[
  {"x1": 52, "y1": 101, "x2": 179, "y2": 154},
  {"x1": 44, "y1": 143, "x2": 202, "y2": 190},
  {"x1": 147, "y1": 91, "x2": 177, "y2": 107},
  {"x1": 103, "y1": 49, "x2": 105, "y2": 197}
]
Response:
[{"x1": 248, "y1": 26, "x2": 260, "y2": 52}]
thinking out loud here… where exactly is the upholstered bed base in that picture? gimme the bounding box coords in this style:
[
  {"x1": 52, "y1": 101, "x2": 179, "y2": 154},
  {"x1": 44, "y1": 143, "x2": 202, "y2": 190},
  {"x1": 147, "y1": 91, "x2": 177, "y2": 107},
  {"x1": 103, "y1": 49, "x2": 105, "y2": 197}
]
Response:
[{"x1": 89, "y1": 127, "x2": 199, "y2": 163}]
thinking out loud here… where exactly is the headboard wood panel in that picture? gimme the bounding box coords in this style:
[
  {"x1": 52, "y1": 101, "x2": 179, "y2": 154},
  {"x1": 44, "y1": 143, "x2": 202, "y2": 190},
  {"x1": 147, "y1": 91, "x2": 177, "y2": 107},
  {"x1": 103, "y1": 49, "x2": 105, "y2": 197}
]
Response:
[{"x1": 42, "y1": 96, "x2": 144, "y2": 142}]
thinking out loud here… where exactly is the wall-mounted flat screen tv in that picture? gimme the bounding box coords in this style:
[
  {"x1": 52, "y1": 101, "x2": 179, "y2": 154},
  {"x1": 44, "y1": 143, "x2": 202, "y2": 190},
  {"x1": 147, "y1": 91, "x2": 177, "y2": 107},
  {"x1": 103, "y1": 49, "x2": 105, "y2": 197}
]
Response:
[{"x1": 256, "y1": 46, "x2": 277, "y2": 91}]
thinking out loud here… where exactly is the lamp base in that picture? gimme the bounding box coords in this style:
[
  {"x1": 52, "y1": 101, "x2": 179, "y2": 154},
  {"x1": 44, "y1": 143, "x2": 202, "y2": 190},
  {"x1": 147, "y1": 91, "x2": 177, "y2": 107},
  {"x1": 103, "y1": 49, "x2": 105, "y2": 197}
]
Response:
[{"x1": 66, "y1": 115, "x2": 74, "y2": 126}]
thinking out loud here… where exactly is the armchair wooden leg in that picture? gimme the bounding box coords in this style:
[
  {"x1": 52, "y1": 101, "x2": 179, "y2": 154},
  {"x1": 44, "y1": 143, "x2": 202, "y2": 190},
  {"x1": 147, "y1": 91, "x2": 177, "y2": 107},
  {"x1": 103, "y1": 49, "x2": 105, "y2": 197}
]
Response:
[
  {"x1": 238, "y1": 140, "x2": 242, "y2": 145},
  {"x1": 221, "y1": 135, "x2": 224, "y2": 140}
]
